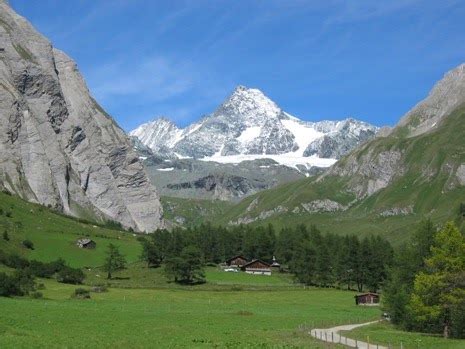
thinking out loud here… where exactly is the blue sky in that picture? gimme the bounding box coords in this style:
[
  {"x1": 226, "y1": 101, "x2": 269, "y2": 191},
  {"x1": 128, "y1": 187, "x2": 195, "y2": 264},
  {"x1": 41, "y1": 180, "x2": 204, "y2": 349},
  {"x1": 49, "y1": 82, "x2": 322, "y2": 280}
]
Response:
[{"x1": 9, "y1": 0, "x2": 465, "y2": 131}]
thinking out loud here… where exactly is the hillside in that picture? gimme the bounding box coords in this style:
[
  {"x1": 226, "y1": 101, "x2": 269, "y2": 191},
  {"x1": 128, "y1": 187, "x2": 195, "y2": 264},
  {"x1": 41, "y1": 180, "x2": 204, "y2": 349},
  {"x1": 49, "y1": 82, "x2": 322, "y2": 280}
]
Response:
[
  {"x1": 0, "y1": 190, "x2": 141, "y2": 267},
  {"x1": 217, "y1": 65, "x2": 465, "y2": 243}
]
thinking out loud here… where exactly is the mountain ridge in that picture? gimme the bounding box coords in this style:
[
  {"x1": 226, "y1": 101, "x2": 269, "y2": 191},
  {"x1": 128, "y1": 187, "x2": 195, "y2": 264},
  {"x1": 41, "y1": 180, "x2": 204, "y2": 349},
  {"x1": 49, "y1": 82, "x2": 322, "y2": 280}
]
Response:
[
  {"x1": 130, "y1": 86, "x2": 380, "y2": 171},
  {"x1": 212, "y1": 63, "x2": 465, "y2": 241}
]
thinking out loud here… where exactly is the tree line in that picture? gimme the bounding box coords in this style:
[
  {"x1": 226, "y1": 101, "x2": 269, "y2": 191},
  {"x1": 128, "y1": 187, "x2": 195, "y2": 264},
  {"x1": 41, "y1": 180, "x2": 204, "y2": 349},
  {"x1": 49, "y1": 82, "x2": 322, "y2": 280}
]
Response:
[{"x1": 139, "y1": 223, "x2": 394, "y2": 290}]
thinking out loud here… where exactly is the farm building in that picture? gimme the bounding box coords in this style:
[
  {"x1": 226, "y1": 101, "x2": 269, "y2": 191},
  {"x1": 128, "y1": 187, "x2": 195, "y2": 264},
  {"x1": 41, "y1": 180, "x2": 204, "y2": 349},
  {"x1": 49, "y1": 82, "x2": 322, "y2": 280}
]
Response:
[
  {"x1": 76, "y1": 238, "x2": 96, "y2": 249},
  {"x1": 270, "y1": 256, "x2": 280, "y2": 271},
  {"x1": 226, "y1": 255, "x2": 248, "y2": 268},
  {"x1": 354, "y1": 292, "x2": 380, "y2": 306},
  {"x1": 241, "y1": 259, "x2": 272, "y2": 275}
]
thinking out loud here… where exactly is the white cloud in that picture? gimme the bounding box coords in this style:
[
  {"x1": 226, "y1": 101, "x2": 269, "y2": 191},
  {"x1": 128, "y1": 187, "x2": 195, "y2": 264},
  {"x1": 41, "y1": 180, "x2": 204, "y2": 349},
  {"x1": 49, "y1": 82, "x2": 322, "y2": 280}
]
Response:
[{"x1": 89, "y1": 55, "x2": 194, "y2": 104}]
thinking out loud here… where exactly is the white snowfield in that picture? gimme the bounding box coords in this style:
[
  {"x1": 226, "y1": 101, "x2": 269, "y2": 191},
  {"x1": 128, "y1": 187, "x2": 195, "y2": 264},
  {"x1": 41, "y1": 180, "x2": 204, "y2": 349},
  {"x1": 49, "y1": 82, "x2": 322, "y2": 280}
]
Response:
[
  {"x1": 130, "y1": 86, "x2": 378, "y2": 171},
  {"x1": 201, "y1": 153, "x2": 337, "y2": 169}
]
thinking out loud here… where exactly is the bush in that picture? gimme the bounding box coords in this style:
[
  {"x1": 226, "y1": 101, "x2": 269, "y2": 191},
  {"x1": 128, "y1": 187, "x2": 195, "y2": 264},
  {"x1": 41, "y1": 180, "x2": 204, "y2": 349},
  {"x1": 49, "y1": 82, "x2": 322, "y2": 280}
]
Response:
[
  {"x1": 1, "y1": 254, "x2": 30, "y2": 269},
  {"x1": 2, "y1": 230, "x2": 9, "y2": 241},
  {"x1": 22, "y1": 239, "x2": 34, "y2": 250},
  {"x1": 29, "y1": 259, "x2": 66, "y2": 278},
  {"x1": 0, "y1": 272, "x2": 22, "y2": 297},
  {"x1": 0, "y1": 270, "x2": 35, "y2": 297},
  {"x1": 30, "y1": 291, "x2": 43, "y2": 299},
  {"x1": 90, "y1": 284, "x2": 108, "y2": 293},
  {"x1": 72, "y1": 288, "x2": 90, "y2": 299},
  {"x1": 56, "y1": 266, "x2": 85, "y2": 284},
  {"x1": 36, "y1": 283, "x2": 45, "y2": 290}
]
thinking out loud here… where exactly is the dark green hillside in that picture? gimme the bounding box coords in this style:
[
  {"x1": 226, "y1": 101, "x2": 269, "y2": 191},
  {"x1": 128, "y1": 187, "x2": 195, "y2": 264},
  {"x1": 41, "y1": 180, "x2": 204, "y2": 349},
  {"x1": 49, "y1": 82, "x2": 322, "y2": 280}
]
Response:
[
  {"x1": 216, "y1": 106, "x2": 465, "y2": 243},
  {"x1": 0, "y1": 191, "x2": 141, "y2": 267}
]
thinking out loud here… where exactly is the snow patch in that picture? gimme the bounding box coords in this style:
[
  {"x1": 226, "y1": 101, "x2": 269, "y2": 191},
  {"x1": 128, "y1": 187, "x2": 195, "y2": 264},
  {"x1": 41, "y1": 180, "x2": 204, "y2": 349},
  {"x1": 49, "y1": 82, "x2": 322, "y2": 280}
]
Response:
[
  {"x1": 157, "y1": 167, "x2": 174, "y2": 172},
  {"x1": 237, "y1": 126, "x2": 262, "y2": 143}
]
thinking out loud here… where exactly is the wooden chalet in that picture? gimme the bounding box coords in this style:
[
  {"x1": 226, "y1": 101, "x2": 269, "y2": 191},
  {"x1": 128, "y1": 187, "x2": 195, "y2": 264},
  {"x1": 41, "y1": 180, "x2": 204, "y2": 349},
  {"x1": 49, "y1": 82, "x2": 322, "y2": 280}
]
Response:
[
  {"x1": 354, "y1": 292, "x2": 380, "y2": 306},
  {"x1": 225, "y1": 255, "x2": 248, "y2": 268},
  {"x1": 76, "y1": 238, "x2": 96, "y2": 249},
  {"x1": 241, "y1": 259, "x2": 272, "y2": 275}
]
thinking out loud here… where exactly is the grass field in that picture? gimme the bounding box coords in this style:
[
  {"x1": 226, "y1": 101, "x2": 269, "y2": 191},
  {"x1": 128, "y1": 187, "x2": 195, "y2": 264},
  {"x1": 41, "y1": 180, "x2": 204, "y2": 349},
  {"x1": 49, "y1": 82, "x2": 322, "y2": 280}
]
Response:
[
  {"x1": 83, "y1": 263, "x2": 299, "y2": 290},
  {"x1": 0, "y1": 191, "x2": 142, "y2": 267},
  {"x1": 0, "y1": 277, "x2": 379, "y2": 349},
  {"x1": 344, "y1": 321, "x2": 465, "y2": 349}
]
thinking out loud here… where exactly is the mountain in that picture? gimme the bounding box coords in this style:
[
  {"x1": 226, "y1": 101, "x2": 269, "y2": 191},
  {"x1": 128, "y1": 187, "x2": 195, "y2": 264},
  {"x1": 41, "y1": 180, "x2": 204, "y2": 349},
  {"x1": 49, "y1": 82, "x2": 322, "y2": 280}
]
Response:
[
  {"x1": 216, "y1": 63, "x2": 465, "y2": 242},
  {"x1": 0, "y1": 1, "x2": 163, "y2": 232},
  {"x1": 130, "y1": 86, "x2": 379, "y2": 171}
]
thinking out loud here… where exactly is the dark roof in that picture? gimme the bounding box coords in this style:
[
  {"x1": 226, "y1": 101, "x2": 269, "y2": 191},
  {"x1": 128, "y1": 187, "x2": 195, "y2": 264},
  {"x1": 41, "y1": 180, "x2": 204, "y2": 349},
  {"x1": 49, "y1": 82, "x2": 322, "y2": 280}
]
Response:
[
  {"x1": 354, "y1": 292, "x2": 379, "y2": 298},
  {"x1": 242, "y1": 259, "x2": 271, "y2": 268},
  {"x1": 77, "y1": 238, "x2": 94, "y2": 245},
  {"x1": 226, "y1": 255, "x2": 248, "y2": 262}
]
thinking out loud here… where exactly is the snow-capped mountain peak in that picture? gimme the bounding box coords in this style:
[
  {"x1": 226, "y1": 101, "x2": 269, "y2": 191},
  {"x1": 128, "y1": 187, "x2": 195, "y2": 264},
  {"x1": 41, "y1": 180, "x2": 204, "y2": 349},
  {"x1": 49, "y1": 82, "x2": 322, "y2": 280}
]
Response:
[
  {"x1": 130, "y1": 86, "x2": 380, "y2": 170},
  {"x1": 221, "y1": 85, "x2": 282, "y2": 123}
]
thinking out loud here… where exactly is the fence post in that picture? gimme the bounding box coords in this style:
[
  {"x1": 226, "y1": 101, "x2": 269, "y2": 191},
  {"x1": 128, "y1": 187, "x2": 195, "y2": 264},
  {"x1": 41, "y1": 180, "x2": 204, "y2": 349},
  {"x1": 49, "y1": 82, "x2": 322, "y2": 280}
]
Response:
[{"x1": 331, "y1": 332, "x2": 334, "y2": 343}]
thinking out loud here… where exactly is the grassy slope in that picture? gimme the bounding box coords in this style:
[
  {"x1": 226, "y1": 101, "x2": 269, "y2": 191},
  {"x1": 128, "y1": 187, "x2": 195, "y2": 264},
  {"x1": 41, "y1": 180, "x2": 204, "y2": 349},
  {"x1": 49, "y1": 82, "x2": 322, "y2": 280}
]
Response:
[
  {"x1": 0, "y1": 277, "x2": 377, "y2": 349},
  {"x1": 214, "y1": 107, "x2": 465, "y2": 245},
  {"x1": 161, "y1": 196, "x2": 234, "y2": 226},
  {"x1": 344, "y1": 322, "x2": 465, "y2": 349},
  {"x1": 0, "y1": 192, "x2": 141, "y2": 267}
]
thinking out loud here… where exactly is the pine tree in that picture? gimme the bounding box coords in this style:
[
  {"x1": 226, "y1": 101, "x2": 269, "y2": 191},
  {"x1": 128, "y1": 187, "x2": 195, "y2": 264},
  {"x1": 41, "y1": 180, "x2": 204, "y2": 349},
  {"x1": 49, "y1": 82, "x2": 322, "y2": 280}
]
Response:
[
  {"x1": 103, "y1": 243, "x2": 126, "y2": 279},
  {"x1": 408, "y1": 222, "x2": 465, "y2": 338}
]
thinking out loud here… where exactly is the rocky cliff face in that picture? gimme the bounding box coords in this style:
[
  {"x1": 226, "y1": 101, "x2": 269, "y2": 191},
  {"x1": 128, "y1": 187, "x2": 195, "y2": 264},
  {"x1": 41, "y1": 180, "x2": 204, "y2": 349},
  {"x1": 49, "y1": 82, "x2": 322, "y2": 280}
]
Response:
[
  {"x1": 397, "y1": 64, "x2": 465, "y2": 137},
  {"x1": 0, "y1": 2, "x2": 163, "y2": 232}
]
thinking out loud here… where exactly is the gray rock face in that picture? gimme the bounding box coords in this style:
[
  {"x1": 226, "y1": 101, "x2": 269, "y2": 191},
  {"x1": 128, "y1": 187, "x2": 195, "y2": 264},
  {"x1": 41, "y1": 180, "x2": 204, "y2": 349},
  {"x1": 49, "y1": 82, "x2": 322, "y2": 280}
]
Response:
[
  {"x1": 397, "y1": 64, "x2": 465, "y2": 137},
  {"x1": 328, "y1": 148, "x2": 404, "y2": 198},
  {"x1": 300, "y1": 199, "x2": 348, "y2": 213},
  {"x1": 0, "y1": 3, "x2": 163, "y2": 232},
  {"x1": 456, "y1": 164, "x2": 465, "y2": 186},
  {"x1": 303, "y1": 119, "x2": 377, "y2": 158},
  {"x1": 166, "y1": 174, "x2": 268, "y2": 201}
]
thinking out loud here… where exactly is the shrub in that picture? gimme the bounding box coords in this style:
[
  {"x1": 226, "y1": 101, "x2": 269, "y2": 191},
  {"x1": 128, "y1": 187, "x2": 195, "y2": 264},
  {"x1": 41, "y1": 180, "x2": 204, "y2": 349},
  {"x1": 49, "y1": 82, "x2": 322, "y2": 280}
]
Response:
[
  {"x1": 0, "y1": 272, "x2": 22, "y2": 297},
  {"x1": 90, "y1": 284, "x2": 108, "y2": 293},
  {"x1": 72, "y1": 288, "x2": 90, "y2": 299},
  {"x1": 22, "y1": 239, "x2": 34, "y2": 250},
  {"x1": 30, "y1": 291, "x2": 43, "y2": 299},
  {"x1": 5, "y1": 211, "x2": 12, "y2": 218},
  {"x1": 2, "y1": 230, "x2": 8, "y2": 241},
  {"x1": 57, "y1": 266, "x2": 85, "y2": 284},
  {"x1": 0, "y1": 270, "x2": 35, "y2": 297},
  {"x1": 1, "y1": 254, "x2": 30, "y2": 269},
  {"x1": 36, "y1": 283, "x2": 45, "y2": 290}
]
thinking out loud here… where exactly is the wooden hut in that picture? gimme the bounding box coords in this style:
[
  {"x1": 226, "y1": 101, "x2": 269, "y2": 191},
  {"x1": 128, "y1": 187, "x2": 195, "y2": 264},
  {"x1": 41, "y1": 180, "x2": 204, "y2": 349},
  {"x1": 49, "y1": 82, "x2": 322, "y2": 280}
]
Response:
[
  {"x1": 76, "y1": 238, "x2": 96, "y2": 249},
  {"x1": 354, "y1": 292, "x2": 380, "y2": 306},
  {"x1": 241, "y1": 259, "x2": 272, "y2": 275},
  {"x1": 225, "y1": 255, "x2": 248, "y2": 268}
]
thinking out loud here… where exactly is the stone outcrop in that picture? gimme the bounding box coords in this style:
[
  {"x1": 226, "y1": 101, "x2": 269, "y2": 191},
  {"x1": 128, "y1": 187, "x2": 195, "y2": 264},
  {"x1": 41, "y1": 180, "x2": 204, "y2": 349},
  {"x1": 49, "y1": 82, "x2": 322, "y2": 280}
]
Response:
[{"x1": 0, "y1": 2, "x2": 163, "y2": 232}]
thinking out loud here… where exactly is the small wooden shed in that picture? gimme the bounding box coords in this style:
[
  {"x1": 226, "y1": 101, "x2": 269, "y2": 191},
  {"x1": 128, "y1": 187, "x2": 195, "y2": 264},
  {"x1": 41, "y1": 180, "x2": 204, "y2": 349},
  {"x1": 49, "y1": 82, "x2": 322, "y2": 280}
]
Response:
[
  {"x1": 76, "y1": 238, "x2": 96, "y2": 249},
  {"x1": 355, "y1": 292, "x2": 380, "y2": 306},
  {"x1": 226, "y1": 255, "x2": 248, "y2": 268},
  {"x1": 241, "y1": 259, "x2": 272, "y2": 275}
]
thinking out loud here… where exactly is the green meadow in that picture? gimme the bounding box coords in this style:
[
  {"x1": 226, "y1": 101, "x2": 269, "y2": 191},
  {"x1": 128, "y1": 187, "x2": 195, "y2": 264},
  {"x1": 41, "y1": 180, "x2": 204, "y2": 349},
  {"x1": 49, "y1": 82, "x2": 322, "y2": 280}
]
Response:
[
  {"x1": 2, "y1": 192, "x2": 465, "y2": 348},
  {"x1": 0, "y1": 276, "x2": 378, "y2": 349},
  {"x1": 344, "y1": 321, "x2": 465, "y2": 349}
]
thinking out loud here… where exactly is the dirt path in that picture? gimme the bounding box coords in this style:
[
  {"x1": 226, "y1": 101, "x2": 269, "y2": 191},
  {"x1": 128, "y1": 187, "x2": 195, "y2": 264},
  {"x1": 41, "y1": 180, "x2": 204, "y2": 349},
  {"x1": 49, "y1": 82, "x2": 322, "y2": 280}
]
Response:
[{"x1": 310, "y1": 320, "x2": 388, "y2": 349}]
